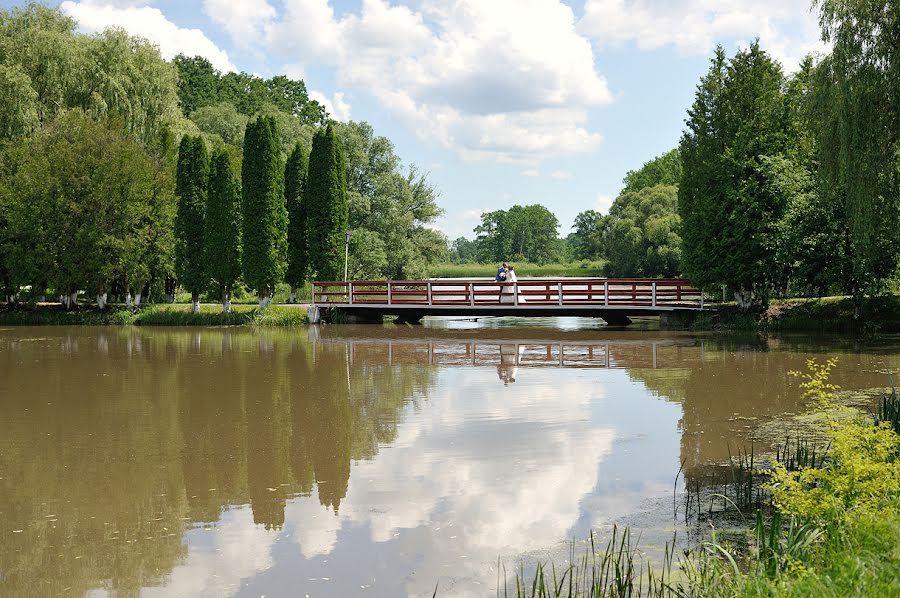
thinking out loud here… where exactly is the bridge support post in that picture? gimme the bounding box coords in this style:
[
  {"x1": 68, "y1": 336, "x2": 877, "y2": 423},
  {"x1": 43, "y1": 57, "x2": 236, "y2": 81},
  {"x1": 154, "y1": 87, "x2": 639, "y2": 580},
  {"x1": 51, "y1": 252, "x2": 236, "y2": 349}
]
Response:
[{"x1": 599, "y1": 312, "x2": 632, "y2": 326}]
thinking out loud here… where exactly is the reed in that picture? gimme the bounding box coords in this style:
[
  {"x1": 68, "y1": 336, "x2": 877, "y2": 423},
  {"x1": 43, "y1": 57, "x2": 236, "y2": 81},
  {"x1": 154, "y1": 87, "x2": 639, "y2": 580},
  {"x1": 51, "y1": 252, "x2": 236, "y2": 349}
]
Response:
[
  {"x1": 774, "y1": 436, "x2": 829, "y2": 471},
  {"x1": 502, "y1": 527, "x2": 675, "y2": 598},
  {"x1": 872, "y1": 379, "x2": 899, "y2": 433}
]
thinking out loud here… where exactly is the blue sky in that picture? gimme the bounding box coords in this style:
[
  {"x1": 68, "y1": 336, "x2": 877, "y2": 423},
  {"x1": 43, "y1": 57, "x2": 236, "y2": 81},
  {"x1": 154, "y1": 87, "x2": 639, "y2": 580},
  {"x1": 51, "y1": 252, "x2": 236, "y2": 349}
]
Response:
[{"x1": 6, "y1": 0, "x2": 827, "y2": 240}]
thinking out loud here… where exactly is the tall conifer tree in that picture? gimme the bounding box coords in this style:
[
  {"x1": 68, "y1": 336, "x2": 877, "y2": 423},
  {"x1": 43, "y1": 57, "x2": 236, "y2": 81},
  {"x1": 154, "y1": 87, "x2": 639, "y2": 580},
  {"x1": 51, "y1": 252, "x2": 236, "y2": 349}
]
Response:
[
  {"x1": 284, "y1": 143, "x2": 309, "y2": 302},
  {"x1": 205, "y1": 148, "x2": 242, "y2": 313},
  {"x1": 679, "y1": 43, "x2": 787, "y2": 309},
  {"x1": 174, "y1": 135, "x2": 209, "y2": 313},
  {"x1": 306, "y1": 124, "x2": 349, "y2": 282},
  {"x1": 242, "y1": 116, "x2": 287, "y2": 308}
]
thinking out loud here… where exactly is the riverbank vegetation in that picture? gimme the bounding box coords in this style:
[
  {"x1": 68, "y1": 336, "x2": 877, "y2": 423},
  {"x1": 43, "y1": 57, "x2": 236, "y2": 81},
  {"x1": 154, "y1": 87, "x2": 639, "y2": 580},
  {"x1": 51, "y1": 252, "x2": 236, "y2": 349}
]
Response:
[
  {"x1": 503, "y1": 362, "x2": 900, "y2": 596},
  {"x1": 0, "y1": 303, "x2": 307, "y2": 327}
]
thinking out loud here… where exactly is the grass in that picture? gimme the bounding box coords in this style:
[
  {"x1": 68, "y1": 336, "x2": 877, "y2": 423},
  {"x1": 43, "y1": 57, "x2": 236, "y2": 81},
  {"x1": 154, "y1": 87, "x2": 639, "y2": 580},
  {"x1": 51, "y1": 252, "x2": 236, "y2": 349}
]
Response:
[
  {"x1": 427, "y1": 261, "x2": 608, "y2": 278},
  {"x1": 499, "y1": 361, "x2": 900, "y2": 597},
  {"x1": 0, "y1": 303, "x2": 308, "y2": 327}
]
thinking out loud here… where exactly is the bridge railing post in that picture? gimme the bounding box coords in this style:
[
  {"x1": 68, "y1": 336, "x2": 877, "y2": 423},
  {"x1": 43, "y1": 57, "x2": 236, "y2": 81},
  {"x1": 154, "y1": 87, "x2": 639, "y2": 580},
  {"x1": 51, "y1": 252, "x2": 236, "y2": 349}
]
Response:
[
  {"x1": 557, "y1": 282, "x2": 563, "y2": 306},
  {"x1": 348, "y1": 281, "x2": 353, "y2": 305},
  {"x1": 387, "y1": 281, "x2": 392, "y2": 306},
  {"x1": 427, "y1": 281, "x2": 433, "y2": 306},
  {"x1": 700, "y1": 290, "x2": 704, "y2": 310},
  {"x1": 604, "y1": 281, "x2": 609, "y2": 306},
  {"x1": 652, "y1": 282, "x2": 657, "y2": 307},
  {"x1": 469, "y1": 282, "x2": 475, "y2": 306}
]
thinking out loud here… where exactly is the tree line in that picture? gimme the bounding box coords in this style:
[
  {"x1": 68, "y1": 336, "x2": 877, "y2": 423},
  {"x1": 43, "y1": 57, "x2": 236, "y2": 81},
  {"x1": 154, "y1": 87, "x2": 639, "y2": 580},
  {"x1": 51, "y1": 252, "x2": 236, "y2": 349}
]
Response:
[
  {"x1": 457, "y1": 0, "x2": 898, "y2": 307},
  {"x1": 0, "y1": 4, "x2": 446, "y2": 309}
]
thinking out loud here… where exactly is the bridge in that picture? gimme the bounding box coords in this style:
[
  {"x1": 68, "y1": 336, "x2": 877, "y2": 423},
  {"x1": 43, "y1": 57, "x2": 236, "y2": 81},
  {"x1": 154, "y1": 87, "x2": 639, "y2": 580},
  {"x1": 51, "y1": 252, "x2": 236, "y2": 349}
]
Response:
[{"x1": 310, "y1": 278, "x2": 705, "y2": 325}]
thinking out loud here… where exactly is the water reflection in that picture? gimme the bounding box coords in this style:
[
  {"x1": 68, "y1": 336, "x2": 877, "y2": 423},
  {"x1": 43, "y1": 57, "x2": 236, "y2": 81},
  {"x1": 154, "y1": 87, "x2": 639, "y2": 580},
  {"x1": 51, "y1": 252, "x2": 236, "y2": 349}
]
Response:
[{"x1": 0, "y1": 325, "x2": 896, "y2": 597}]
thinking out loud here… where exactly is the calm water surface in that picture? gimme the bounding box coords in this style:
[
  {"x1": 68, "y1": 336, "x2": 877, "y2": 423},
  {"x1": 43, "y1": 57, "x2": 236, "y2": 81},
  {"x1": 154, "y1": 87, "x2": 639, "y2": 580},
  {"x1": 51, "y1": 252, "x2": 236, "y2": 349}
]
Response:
[{"x1": 1, "y1": 319, "x2": 898, "y2": 597}]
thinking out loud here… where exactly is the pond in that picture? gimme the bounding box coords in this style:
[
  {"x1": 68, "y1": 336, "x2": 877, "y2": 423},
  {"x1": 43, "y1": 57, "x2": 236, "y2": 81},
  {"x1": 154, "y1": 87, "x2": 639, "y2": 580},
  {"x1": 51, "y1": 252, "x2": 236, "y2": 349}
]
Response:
[{"x1": 0, "y1": 320, "x2": 897, "y2": 597}]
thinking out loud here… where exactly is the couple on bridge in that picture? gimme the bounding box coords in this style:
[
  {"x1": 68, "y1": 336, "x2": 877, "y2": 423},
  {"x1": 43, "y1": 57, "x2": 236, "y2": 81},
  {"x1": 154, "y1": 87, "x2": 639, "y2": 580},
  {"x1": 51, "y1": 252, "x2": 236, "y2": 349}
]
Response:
[{"x1": 495, "y1": 262, "x2": 525, "y2": 304}]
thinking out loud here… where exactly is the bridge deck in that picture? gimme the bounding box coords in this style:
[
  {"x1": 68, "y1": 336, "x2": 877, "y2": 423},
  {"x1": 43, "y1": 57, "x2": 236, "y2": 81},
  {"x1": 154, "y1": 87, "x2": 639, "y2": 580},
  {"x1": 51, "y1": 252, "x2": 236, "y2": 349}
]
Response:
[{"x1": 312, "y1": 278, "x2": 705, "y2": 319}]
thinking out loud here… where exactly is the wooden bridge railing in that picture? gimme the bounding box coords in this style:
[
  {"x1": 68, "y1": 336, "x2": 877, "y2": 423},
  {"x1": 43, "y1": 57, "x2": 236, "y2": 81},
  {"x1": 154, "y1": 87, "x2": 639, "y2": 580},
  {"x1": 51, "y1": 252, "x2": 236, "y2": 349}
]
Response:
[{"x1": 312, "y1": 278, "x2": 704, "y2": 309}]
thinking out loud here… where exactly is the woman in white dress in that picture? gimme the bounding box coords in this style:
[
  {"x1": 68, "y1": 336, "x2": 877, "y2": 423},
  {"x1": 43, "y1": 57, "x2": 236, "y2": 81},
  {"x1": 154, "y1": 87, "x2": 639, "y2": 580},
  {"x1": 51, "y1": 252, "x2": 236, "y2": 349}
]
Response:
[{"x1": 501, "y1": 266, "x2": 525, "y2": 304}]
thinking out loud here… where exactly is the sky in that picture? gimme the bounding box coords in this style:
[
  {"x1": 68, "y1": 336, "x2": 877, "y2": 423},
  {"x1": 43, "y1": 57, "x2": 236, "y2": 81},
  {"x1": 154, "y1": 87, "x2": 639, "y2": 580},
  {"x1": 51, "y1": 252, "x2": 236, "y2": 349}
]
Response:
[{"x1": 4, "y1": 0, "x2": 829, "y2": 240}]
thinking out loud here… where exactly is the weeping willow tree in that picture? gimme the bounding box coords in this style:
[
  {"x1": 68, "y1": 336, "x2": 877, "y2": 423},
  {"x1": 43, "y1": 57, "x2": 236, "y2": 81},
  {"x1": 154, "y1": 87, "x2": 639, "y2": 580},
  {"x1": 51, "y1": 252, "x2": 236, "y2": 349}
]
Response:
[{"x1": 812, "y1": 0, "x2": 900, "y2": 294}]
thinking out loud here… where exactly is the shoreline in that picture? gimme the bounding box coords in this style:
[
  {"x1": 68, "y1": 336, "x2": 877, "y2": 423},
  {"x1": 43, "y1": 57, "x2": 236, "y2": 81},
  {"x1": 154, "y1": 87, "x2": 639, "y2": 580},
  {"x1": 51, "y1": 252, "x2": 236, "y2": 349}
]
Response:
[{"x1": 1, "y1": 295, "x2": 898, "y2": 332}]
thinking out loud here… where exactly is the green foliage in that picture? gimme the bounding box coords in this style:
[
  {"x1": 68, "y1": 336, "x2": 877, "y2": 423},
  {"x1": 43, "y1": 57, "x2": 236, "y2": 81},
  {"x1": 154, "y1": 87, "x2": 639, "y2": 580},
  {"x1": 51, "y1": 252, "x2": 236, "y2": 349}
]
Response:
[
  {"x1": 428, "y1": 260, "x2": 606, "y2": 278},
  {"x1": 0, "y1": 4, "x2": 181, "y2": 145},
  {"x1": 679, "y1": 44, "x2": 790, "y2": 306},
  {"x1": 336, "y1": 121, "x2": 446, "y2": 279},
  {"x1": 204, "y1": 149, "x2": 242, "y2": 302},
  {"x1": 172, "y1": 55, "x2": 327, "y2": 125},
  {"x1": 284, "y1": 143, "x2": 309, "y2": 289},
  {"x1": 191, "y1": 102, "x2": 248, "y2": 147},
  {"x1": 622, "y1": 148, "x2": 682, "y2": 194},
  {"x1": 0, "y1": 112, "x2": 161, "y2": 299},
  {"x1": 475, "y1": 204, "x2": 563, "y2": 264},
  {"x1": 568, "y1": 210, "x2": 604, "y2": 261},
  {"x1": 449, "y1": 237, "x2": 478, "y2": 264},
  {"x1": 174, "y1": 135, "x2": 209, "y2": 298},
  {"x1": 810, "y1": 0, "x2": 900, "y2": 294},
  {"x1": 241, "y1": 116, "x2": 287, "y2": 299},
  {"x1": 306, "y1": 124, "x2": 349, "y2": 281},
  {"x1": 603, "y1": 184, "x2": 682, "y2": 277}
]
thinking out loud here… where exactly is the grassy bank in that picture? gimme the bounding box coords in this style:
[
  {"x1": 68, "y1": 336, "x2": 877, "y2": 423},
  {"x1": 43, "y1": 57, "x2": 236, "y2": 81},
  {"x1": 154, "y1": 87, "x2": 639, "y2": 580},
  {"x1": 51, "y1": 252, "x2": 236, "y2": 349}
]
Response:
[
  {"x1": 692, "y1": 295, "x2": 900, "y2": 334},
  {"x1": 0, "y1": 303, "x2": 308, "y2": 326},
  {"x1": 428, "y1": 261, "x2": 607, "y2": 278},
  {"x1": 499, "y1": 363, "x2": 900, "y2": 597}
]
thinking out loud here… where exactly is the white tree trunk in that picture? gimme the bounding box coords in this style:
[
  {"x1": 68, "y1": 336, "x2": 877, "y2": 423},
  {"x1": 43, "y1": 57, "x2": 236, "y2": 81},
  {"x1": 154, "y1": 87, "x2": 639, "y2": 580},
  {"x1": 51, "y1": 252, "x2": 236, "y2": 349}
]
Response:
[
  {"x1": 59, "y1": 294, "x2": 66, "y2": 307},
  {"x1": 164, "y1": 293, "x2": 174, "y2": 304},
  {"x1": 258, "y1": 295, "x2": 271, "y2": 310},
  {"x1": 125, "y1": 293, "x2": 133, "y2": 309},
  {"x1": 133, "y1": 292, "x2": 142, "y2": 308},
  {"x1": 222, "y1": 289, "x2": 231, "y2": 313},
  {"x1": 734, "y1": 289, "x2": 754, "y2": 310},
  {"x1": 289, "y1": 287, "x2": 297, "y2": 304},
  {"x1": 69, "y1": 292, "x2": 78, "y2": 308},
  {"x1": 191, "y1": 293, "x2": 200, "y2": 314},
  {"x1": 96, "y1": 292, "x2": 108, "y2": 310}
]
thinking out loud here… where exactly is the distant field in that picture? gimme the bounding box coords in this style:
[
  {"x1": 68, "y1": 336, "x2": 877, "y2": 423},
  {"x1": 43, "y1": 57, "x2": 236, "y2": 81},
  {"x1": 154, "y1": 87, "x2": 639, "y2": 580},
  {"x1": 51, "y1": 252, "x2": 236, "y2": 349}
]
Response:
[{"x1": 427, "y1": 261, "x2": 607, "y2": 278}]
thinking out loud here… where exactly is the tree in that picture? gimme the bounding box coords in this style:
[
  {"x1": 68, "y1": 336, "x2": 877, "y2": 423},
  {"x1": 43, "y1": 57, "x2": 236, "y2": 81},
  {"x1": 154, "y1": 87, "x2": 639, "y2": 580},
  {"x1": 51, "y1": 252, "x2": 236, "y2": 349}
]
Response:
[
  {"x1": 242, "y1": 115, "x2": 287, "y2": 307},
  {"x1": 284, "y1": 143, "x2": 309, "y2": 302},
  {"x1": 569, "y1": 210, "x2": 604, "y2": 260},
  {"x1": 449, "y1": 237, "x2": 478, "y2": 263},
  {"x1": 810, "y1": 0, "x2": 900, "y2": 294},
  {"x1": 175, "y1": 135, "x2": 209, "y2": 312},
  {"x1": 335, "y1": 121, "x2": 446, "y2": 279},
  {"x1": 205, "y1": 148, "x2": 242, "y2": 312},
  {"x1": 679, "y1": 43, "x2": 788, "y2": 309},
  {"x1": 0, "y1": 112, "x2": 159, "y2": 308},
  {"x1": 474, "y1": 205, "x2": 562, "y2": 264},
  {"x1": 306, "y1": 124, "x2": 349, "y2": 282},
  {"x1": 603, "y1": 185, "x2": 681, "y2": 277},
  {"x1": 622, "y1": 149, "x2": 682, "y2": 194}
]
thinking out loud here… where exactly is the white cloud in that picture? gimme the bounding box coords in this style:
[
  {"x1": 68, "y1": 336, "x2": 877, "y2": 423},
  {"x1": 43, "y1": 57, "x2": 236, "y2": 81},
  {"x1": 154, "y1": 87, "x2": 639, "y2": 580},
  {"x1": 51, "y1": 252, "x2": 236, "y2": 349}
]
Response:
[
  {"x1": 522, "y1": 169, "x2": 541, "y2": 177},
  {"x1": 309, "y1": 90, "x2": 352, "y2": 122},
  {"x1": 258, "y1": 0, "x2": 613, "y2": 162},
  {"x1": 61, "y1": 0, "x2": 237, "y2": 72},
  {"x1": 203, "y1": 0, "x2": 276, "y2": 43},
  {"x1": 579, "y1": 0, "x2": 828, "y2": 70},
  {"x1": 596, "y1": 193, "x2": 614, "y2": 214},
  {"x1": 550, "y1": 170, "x2": 572, "y2": 180},
  {"x1": 141, "y1": 507, "x2": 276, "y2": 598}
]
